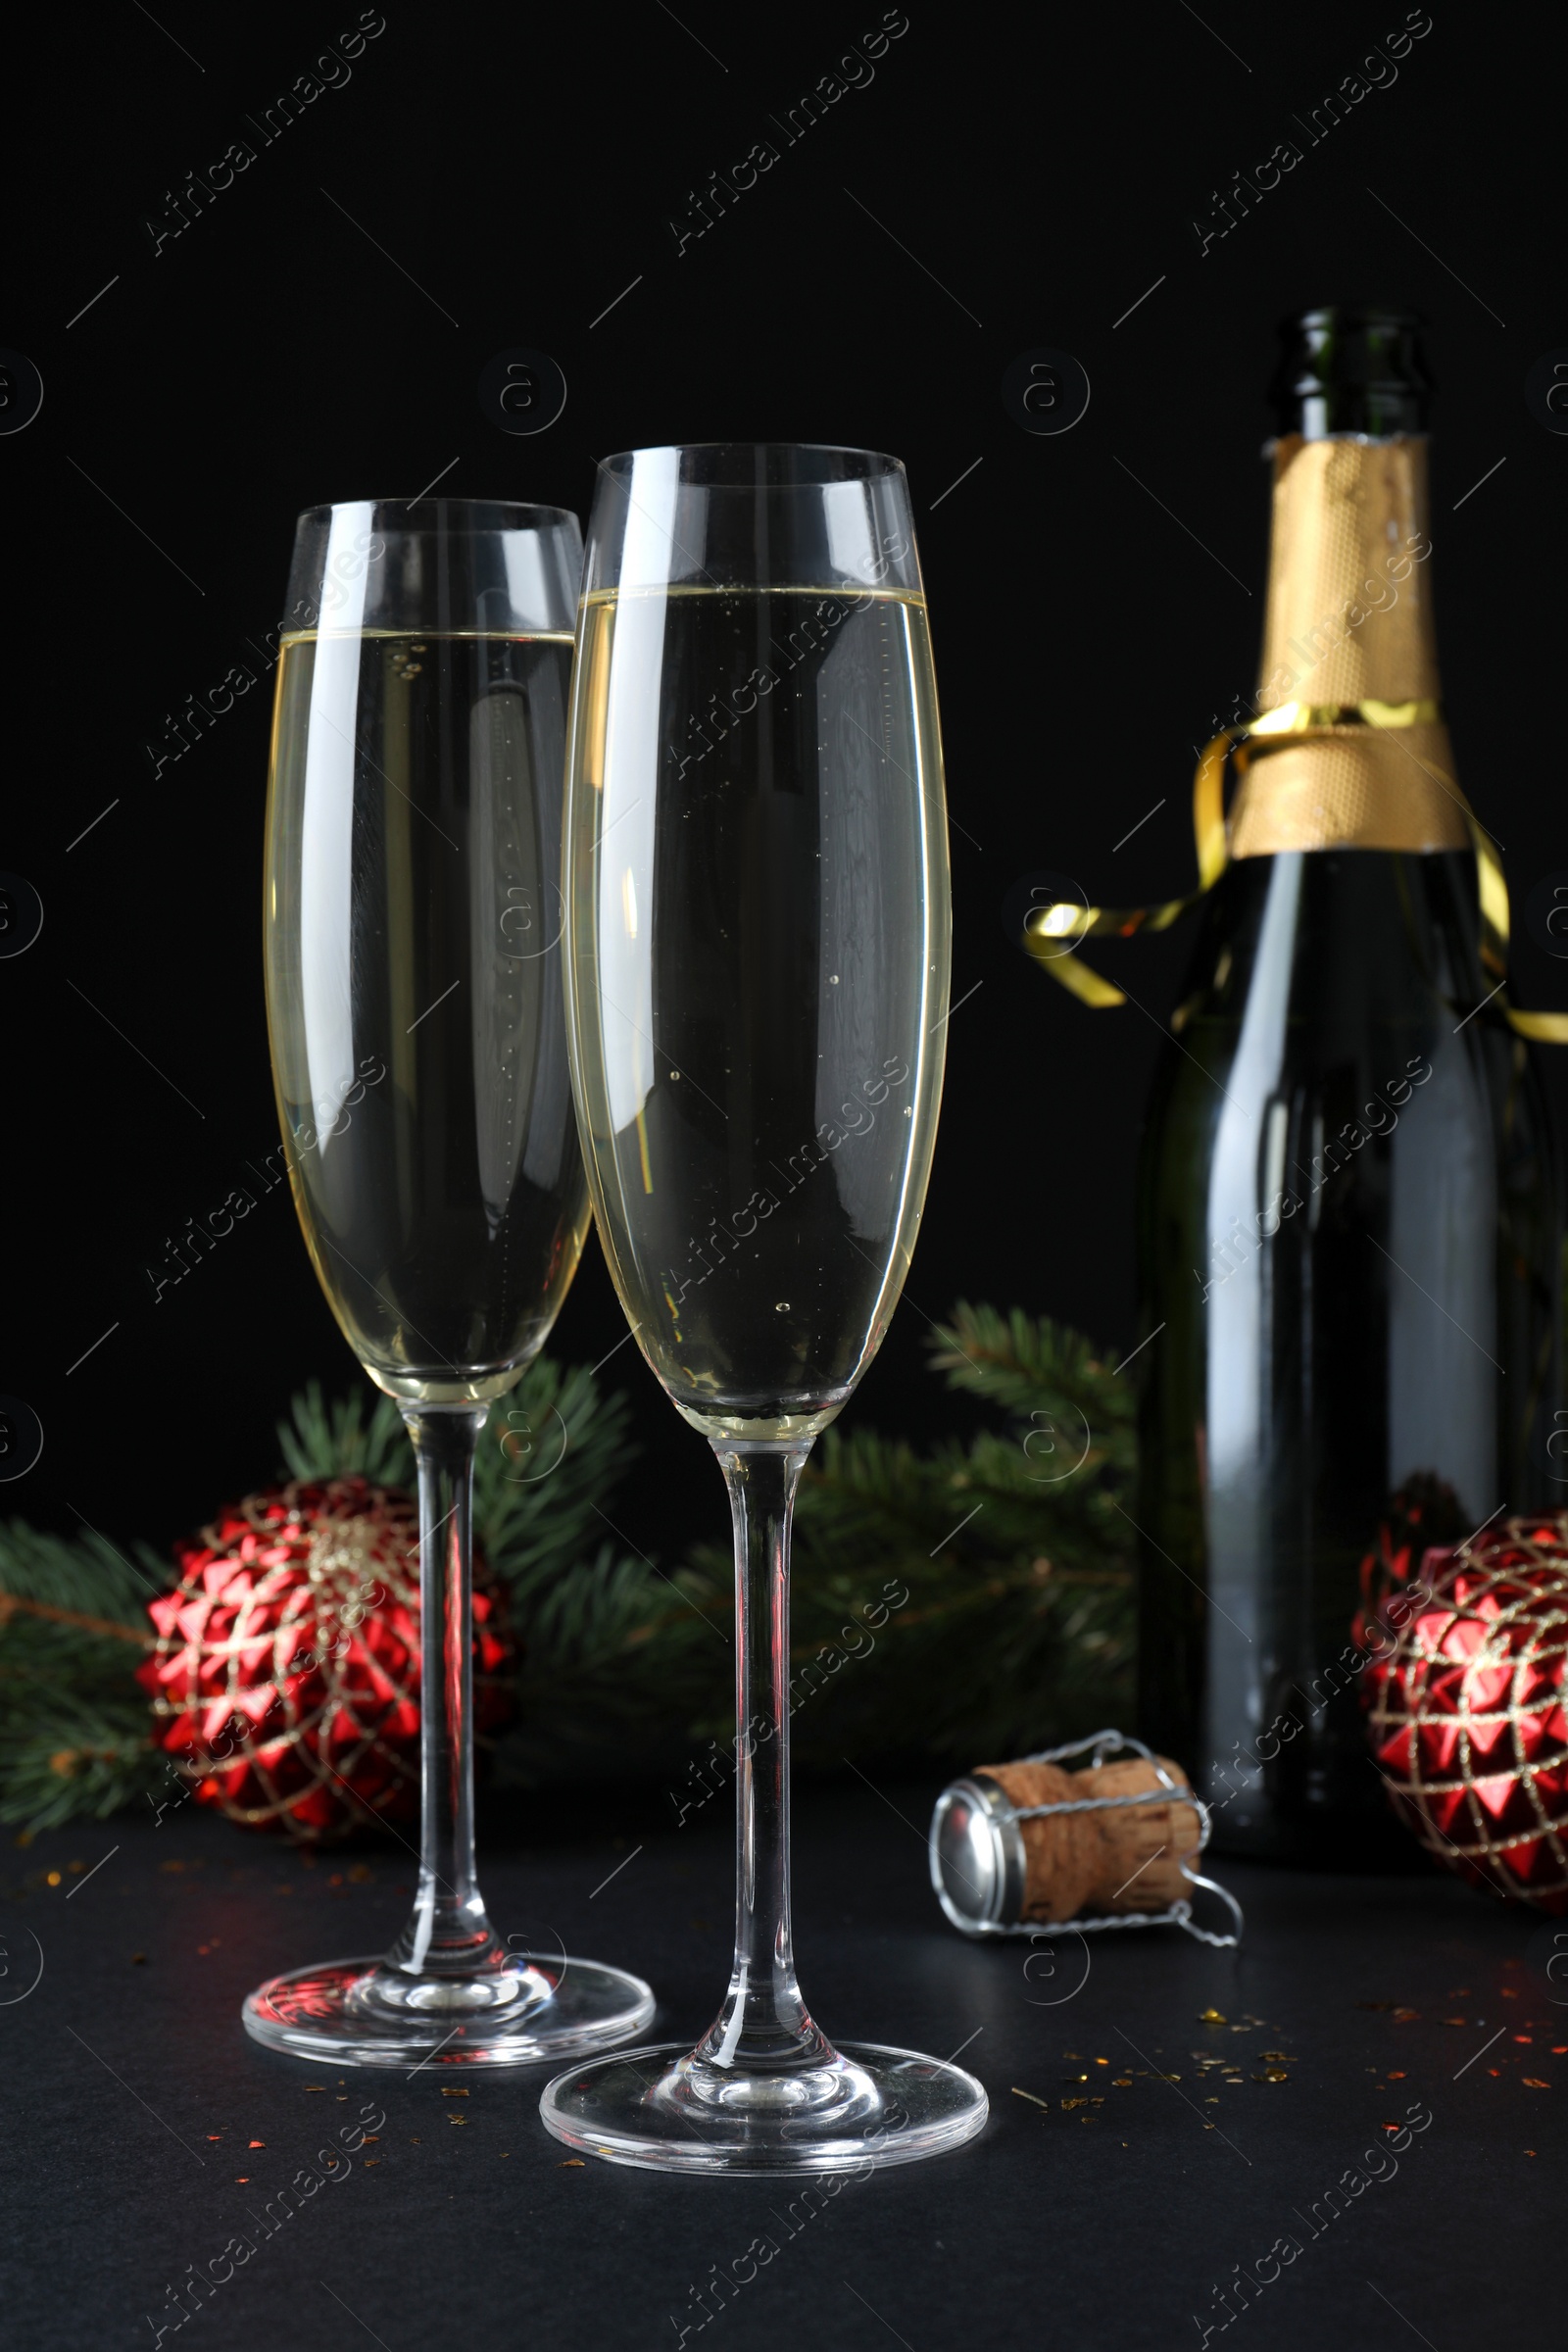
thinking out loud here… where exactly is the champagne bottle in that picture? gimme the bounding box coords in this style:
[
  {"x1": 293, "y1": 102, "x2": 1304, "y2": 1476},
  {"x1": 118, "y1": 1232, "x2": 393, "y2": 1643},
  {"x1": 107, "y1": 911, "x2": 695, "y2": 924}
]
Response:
[{"x1": 1135, "y1": 308, "x2": 1559, "y2": 1860}]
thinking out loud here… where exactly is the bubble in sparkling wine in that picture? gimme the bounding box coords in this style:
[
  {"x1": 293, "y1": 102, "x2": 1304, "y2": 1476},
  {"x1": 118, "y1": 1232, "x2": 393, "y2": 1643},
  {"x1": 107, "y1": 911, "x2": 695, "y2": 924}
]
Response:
[{"x1": 775, "y1": 1301, "x2": 790, "y2": 1313}]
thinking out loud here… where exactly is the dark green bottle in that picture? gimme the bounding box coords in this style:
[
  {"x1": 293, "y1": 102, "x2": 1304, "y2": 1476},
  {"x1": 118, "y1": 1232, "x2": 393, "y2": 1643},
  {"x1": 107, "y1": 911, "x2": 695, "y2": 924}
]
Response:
[{"x1": 1135, "y1": 309, "x2": 1559, "y2": 1860}]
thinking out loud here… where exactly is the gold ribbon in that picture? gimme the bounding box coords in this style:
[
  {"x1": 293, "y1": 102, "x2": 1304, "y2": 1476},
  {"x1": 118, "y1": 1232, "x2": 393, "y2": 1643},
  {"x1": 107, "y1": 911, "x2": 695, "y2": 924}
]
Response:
[{"x1": 1023, "y1": 700, "x2": 1568, "y2": 1042}]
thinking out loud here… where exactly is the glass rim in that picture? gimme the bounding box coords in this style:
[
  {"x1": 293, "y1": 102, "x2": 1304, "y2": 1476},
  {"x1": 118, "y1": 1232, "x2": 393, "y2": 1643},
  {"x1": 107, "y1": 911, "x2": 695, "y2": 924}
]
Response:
[
  {"x1": 293, "y1": 496, "x2": 578, "y2": 531},
  {"x1": 594, "y1": 441, "x2": 906, "y2": 483}
]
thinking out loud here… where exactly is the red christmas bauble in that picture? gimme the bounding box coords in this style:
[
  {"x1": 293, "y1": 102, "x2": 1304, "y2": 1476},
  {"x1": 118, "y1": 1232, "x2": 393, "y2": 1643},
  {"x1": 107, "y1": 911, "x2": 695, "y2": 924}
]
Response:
[
  {"x1": 1366, "y1": 1515, "x2": 1568, "y2": 1911},
  {"x1": 1352, "y1": 1471, "x2": 1467, "y2": 1654},
  {"x1": 135, "y1": 1475, "x2": 511, "y2": 1843}
]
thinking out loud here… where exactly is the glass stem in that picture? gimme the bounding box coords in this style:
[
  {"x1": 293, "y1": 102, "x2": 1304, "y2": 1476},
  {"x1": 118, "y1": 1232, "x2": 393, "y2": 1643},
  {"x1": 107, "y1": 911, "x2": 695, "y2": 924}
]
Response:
[
  {"x1": 385, "y1": 1402, "x2": 506, "y2": 1981},
  {"x1": 696, "y1": 1440, "x2": 834, "y2": 2073}
]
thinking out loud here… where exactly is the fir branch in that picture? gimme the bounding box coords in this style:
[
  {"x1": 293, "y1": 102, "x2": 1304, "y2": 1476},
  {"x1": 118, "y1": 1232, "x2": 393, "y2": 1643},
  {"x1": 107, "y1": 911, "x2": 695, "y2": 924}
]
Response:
[
  {"x1": 275, "y1": 1379, "x2": 413, "y2": 1486},
  {"x1": 0, "y1": 1594, "x2": 151, "y2": 1646},
  {"x1": 0, "y1": 1518, "x2": 162, "y2": 1628},
  {"x1": 0, "y1": 1307, "x2": 1144, "y2": 1828},
  {"x1": 0, "y1": 1711, "x2": 162, "y2": 1832},
  {"x1": 0, "y1": 1525, "x2": 164, "y2": 1829},
  {"x1": 270, "y1": 1356, "x2": 636, "y2": 1592},
  {"x1": 928, "y1": 1300, "x2": 1136, "y2": 1473},
  {"x1": 473, "y1": 1357, "x2": 636, "y2": 1594},
  {"x1": 490, "y1": 1540, "x2": 720, "y2": 1787}
]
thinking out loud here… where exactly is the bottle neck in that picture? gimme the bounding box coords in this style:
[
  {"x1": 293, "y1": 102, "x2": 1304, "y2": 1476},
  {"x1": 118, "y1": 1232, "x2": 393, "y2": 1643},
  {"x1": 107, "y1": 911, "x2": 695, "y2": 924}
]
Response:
[
  {"x1": 1229, "y1": 434, "x2": 1469, "y2": 860},
  {"x1": 1256, "y1": 435, "x2": 1439, "y2": 711}
]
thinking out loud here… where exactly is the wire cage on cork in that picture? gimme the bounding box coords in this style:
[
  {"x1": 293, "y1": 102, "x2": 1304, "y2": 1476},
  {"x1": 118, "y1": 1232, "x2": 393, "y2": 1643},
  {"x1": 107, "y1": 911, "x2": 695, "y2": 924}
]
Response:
[{"x1": 927, "y1": 1731, "x2": 1244, "y2": 1950}]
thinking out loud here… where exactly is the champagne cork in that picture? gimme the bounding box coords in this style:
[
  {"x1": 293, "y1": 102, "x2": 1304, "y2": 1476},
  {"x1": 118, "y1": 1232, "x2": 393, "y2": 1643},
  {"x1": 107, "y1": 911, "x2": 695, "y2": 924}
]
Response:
[{"x1": 929, "y1": 1749, "x2": 1203, "y2": 1933}]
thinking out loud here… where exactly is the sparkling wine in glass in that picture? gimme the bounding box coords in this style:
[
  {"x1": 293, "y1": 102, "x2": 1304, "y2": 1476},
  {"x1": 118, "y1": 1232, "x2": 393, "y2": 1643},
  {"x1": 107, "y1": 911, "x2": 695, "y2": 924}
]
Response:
[
  {"x1": 539, "y1": 444, "x2": 988, "y2": 2170},
  {"x1": 243, "y1": 497, "x2": 655, "y2": 2066}
]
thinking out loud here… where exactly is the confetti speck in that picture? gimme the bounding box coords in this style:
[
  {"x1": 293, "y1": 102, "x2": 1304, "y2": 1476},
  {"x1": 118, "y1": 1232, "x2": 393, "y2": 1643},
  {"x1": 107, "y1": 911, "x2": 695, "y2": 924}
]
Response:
[{"x1": 1198, "y1": 2009, "x2": 1226, "y2": 2024}]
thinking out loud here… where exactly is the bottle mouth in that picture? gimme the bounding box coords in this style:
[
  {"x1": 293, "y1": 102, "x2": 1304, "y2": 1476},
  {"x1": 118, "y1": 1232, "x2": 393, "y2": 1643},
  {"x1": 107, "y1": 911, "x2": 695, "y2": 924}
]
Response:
[{"x1": 1270, "y1": 305, "x2": 1431, "y2": 439}]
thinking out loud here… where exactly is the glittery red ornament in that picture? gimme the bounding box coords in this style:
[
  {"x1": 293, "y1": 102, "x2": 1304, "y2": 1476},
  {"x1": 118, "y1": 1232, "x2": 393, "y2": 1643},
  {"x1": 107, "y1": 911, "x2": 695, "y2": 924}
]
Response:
[
  {"x1": 1352, "y1": 1472, "x2": 1467, "y2": 1655},
  {"x1": 135, "y1": 1476, "x2": 511, "y2": 1843},
  {"x1": 1365, "y1": 1515, "x2": 1568, "y2": 1912}
]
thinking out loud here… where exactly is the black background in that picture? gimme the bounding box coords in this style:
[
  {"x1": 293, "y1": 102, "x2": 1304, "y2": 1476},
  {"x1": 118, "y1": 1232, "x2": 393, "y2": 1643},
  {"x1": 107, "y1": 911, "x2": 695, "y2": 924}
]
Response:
[
  {"x1": 5, "y1": 6, "x2": 1568, "y2": 2345},
  {"x1": 9, "y1": 0, "x2": 1568, "y2": 1569}
]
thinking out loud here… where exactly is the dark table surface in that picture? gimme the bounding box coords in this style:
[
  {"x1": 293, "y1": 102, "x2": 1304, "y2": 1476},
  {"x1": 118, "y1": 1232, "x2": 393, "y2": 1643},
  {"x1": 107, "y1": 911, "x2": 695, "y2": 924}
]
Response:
[{"x1": 2, "y1": 1774, "x2": 1558, "y2": 2351}]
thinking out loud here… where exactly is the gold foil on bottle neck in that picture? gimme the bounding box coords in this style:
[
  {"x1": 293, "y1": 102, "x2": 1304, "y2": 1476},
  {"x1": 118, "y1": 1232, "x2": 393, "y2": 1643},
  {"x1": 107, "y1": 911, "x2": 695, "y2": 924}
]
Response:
[
  {"x1": 1255, "y1": 435, "x2": 1438, "y2": 710},
  {"x1": 1229, "y1": 436, "x2": 1469, "y2": 858}
]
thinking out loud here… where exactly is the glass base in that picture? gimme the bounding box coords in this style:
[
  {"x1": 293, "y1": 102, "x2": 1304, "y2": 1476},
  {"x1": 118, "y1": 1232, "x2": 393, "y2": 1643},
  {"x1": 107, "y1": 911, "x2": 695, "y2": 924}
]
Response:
[
  {"x1": 538, "y1": 2038, "x2": 989, "y2": 2174},
  {"x1": 241, "y1": 1951, "x2": 655, "y2": 2069}
]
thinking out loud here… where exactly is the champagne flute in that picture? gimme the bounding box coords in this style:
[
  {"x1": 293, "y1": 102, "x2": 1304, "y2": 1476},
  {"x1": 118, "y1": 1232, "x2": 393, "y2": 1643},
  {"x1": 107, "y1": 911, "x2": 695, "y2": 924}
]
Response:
[
  {"x1": 243, "y1": 497, "x2": 655, "y2": 2066},
  {"x1": 540, "y1": 444, "x2": 988, "y2": 2170}
]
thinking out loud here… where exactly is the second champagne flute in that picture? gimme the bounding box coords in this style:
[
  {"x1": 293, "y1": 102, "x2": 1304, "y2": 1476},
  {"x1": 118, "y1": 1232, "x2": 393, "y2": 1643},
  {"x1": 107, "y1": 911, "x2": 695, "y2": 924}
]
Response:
[
  {"x1": 243, "y1": 496, "x2": 655, "y2": 2066},
  {"x1": 541, "y1": 443, "x2": 988, "y2": 2170}
]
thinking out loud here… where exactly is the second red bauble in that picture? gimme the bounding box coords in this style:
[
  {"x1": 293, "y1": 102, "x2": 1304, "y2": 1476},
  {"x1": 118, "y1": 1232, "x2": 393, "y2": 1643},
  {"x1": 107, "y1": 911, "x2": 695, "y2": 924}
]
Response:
[{"x1": 1366, "y1": 1514, "x2": 1568, "y2": 1912}]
